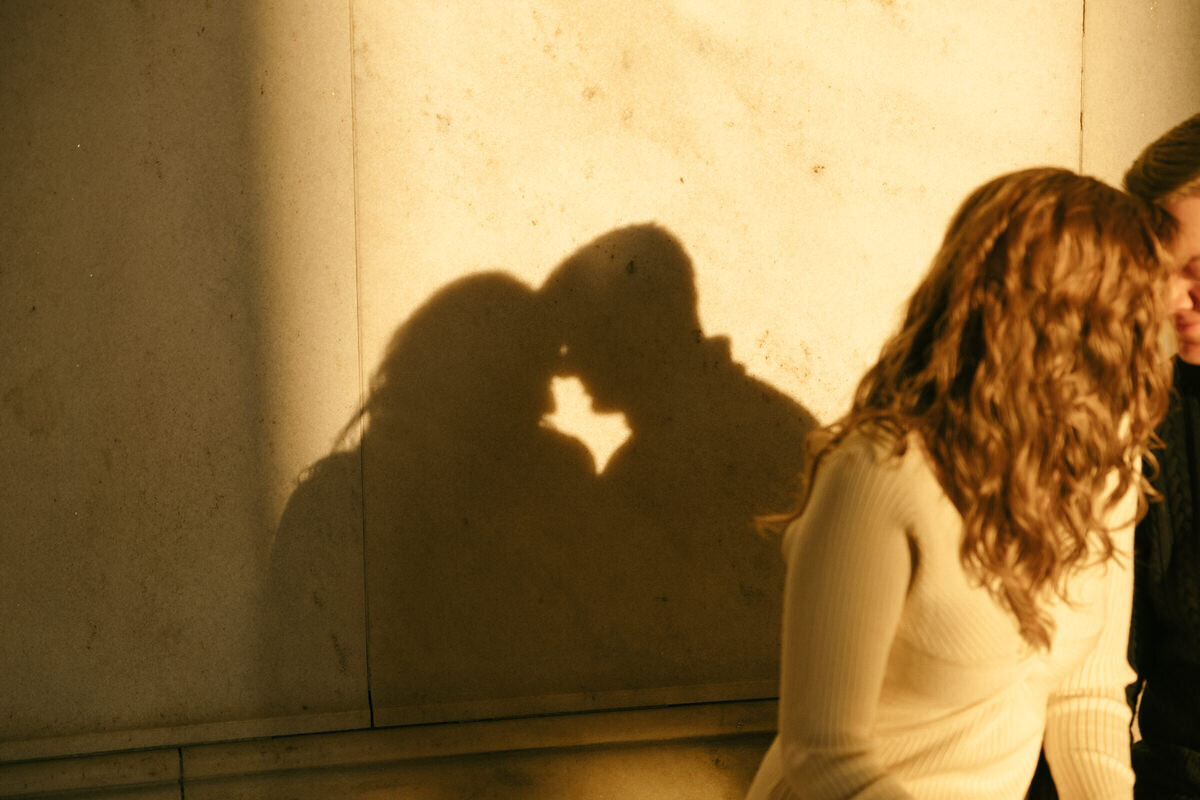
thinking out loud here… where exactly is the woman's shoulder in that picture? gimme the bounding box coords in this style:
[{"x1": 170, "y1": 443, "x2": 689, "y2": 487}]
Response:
[
  {"x1": 815, "y1": 427, "x2": 957, "y2": 529},
  {"x1": 825, "y1": 427, "x2": 936, "y2": 482}
]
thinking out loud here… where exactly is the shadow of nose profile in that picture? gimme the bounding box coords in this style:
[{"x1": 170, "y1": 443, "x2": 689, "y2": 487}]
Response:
[{"x1": 264, "y1": 226, "x2": 818, "y2": 722}]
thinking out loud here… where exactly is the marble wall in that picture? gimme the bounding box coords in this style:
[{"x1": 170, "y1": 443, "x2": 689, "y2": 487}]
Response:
[
  {"x1": 1082, "y1": 0, "x2": 1200, "y2": 181},
  {"x1": 2, "y1": 0, "x2": 1197, "y2": 768}
]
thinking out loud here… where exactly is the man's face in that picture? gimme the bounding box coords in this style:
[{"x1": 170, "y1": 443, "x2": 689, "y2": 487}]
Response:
[
  {"x1": 1166, "y1": 194, "x2": 1200, "y2": 365},
  {"x1": 557, "y1": 328, "x2": 631, "y2": 414}
]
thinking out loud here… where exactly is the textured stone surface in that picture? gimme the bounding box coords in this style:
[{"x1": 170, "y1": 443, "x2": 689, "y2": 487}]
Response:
[
  {"x1": 1081, "y1": 0, "x2": 1200, "y2": 184},
  {"x1": 0, "y1": 0, "x2": 362, "y2": 758},
  {"x1": 348, "y1": 0, "x2": 1082, "y2": 721}
]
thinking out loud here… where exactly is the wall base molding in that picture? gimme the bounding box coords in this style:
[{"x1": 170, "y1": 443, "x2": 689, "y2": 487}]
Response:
[{"x1": 0, "y1": 698, "x2": 778, "y2": 798}]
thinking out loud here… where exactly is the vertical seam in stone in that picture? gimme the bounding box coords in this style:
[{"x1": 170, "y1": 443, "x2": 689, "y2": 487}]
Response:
[
  {"x1": 347, "y1": 0, "x2": 375, "y2": 729},
  {"x1": 1079, "y1": 0, "x2": 1087, "y2": 173}
]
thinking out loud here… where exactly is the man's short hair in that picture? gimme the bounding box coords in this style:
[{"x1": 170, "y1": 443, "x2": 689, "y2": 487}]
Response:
[{"x1": 1124, "y1": 112, "x2": 1200, "y2": 204}]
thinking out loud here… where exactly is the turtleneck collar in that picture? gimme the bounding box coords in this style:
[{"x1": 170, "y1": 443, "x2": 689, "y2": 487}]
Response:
[{"x1": 1177, "y1": 358, "x2": 1200, "y2": 396}]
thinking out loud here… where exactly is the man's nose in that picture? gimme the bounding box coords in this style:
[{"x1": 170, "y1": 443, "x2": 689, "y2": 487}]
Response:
[{"x1": 1168, "y1": 274, "x2": 1197, "y2": 316}]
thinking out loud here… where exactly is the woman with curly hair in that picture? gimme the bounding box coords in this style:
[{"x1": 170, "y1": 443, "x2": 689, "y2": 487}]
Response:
[{"x1": 745, "y1": 167, "x2": 1178, "y2": 800}]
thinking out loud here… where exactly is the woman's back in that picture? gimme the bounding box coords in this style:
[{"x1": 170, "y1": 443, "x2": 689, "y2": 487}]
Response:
[{"x1": 747, "y1": 431, "x2": 1136, "y2": 799}]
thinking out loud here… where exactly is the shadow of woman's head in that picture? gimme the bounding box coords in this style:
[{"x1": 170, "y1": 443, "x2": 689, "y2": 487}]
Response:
[{"x1": 351, "y1": 271, "x2": 558, "y2": 447}]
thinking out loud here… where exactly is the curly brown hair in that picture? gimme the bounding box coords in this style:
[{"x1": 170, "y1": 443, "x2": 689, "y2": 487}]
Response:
[{"x1": 767, "y1": 167, "x2": 1176, "y2": 650}]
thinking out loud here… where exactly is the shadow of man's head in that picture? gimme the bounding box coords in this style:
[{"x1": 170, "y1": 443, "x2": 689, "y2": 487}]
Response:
[{"x1": 540, "y1": 224, "x2": 705, "y2": 416}]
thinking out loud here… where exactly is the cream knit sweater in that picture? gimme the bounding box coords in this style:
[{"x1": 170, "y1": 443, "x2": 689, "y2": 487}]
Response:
[{"x1": 746, "y1": 431, "x2": 1136, "y2": 800}]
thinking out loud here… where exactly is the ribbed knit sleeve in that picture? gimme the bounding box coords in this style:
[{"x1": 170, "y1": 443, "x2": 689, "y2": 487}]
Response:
[
  {"x1": 1043, "y1": 482, "x2": 1137, "y2": 800},
  {"x1": 775, "y1": 437, "x2": 915, "y2": 800}
]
